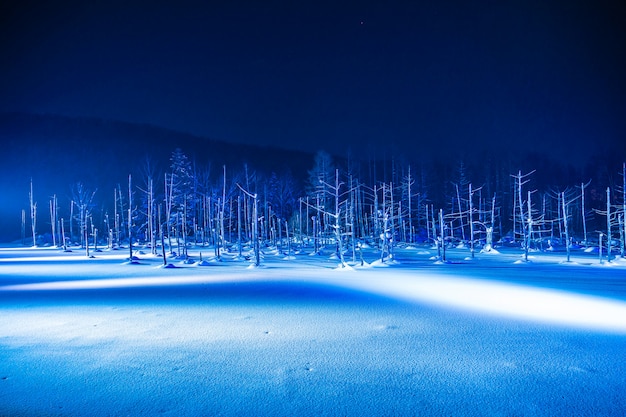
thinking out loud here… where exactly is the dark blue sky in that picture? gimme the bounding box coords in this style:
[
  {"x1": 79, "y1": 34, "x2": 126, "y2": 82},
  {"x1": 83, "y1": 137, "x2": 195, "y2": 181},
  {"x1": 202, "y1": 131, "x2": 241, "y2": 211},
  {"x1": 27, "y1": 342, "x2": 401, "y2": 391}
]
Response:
[{"x1": 1, "y1": 0, "x2": 625, "y2": 162}]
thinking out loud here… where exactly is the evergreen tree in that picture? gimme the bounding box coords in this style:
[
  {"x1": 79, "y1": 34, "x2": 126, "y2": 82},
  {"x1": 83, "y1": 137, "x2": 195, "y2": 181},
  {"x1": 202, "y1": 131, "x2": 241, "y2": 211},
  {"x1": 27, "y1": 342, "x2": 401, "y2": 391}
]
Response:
[
  {"x1": 267, "y1": 170, "x2": 298, "y2": 220},
  {"x1": 307, "y1": 150, "x2": 335, "y2": 197},
  {"x1": 169, "y1": 148, "x2": 194, "y2": 257}
]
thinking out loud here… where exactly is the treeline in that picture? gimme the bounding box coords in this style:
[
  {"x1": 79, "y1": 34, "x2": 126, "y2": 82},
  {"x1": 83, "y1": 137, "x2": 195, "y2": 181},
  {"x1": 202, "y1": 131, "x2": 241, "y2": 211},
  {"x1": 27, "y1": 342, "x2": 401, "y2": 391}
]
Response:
[{"x1": 23, "y1": 147, "x2": 626, "y2": 264}]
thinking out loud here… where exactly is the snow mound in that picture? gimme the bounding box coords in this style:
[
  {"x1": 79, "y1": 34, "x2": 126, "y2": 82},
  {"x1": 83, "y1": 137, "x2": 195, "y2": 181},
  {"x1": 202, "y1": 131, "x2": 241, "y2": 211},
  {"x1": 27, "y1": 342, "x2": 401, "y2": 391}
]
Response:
[
  {"x1": 334, "y1": 264, "x2": 355, "y2": 271},
  {"x1": 480, "y1": 248, "x2": 500, "y2": 254}
]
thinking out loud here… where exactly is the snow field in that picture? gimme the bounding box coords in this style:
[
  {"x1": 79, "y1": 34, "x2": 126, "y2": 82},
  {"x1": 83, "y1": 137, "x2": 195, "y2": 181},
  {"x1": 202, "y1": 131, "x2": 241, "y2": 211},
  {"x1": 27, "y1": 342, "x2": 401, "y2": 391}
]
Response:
[{"x1": 1, "y1": 245, "x2": 626, "y2": 416}]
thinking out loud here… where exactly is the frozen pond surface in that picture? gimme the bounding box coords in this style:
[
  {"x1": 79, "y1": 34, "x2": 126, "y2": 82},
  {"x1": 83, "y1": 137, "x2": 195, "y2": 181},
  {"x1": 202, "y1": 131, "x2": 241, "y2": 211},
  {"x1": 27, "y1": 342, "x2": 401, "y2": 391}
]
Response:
[{"x1": 1, "y1": 245, "x2": 626, "y2": 416}]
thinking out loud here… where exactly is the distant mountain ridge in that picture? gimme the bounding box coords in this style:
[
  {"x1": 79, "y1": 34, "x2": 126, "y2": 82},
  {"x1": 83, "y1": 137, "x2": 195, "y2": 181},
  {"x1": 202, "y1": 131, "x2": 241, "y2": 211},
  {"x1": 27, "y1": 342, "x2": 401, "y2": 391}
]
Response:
[
  {"x1": 0, "y1": 112, "x2": 314, "y2": 241},
  {"x1": 0, "y1": 112, "x2": 313, "y2": 175}
]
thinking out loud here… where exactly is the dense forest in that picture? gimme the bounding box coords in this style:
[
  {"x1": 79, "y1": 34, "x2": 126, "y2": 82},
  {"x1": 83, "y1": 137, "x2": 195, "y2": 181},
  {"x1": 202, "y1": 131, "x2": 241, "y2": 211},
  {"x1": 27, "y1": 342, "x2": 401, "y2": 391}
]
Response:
[{"x1": 2, "y1": 113, "x2": 626, "y2": 262}]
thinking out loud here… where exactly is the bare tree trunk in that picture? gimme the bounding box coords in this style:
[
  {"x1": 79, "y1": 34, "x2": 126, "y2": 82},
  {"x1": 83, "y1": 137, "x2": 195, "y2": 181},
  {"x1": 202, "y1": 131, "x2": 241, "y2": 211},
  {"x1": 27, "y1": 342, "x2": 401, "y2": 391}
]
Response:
[
  {"x1": 561, "y1": 192, "x2": 571, "y2": 262},
  {"x1": 525, "y1": 190, "x2": 532, "y2": 262},
  {"x1": 85, "y1": 214, "x2": 90, "y2": 258},
  {"x1": 380, "y1": 212, "x2": 390, "y2": 263},
  {"x1": 113, "y1": 190, "x2": 118, "y2": 248},
  {"x1": 469, "y1": 183, "x2": 475, "y2": 258},
  {"x1": 491, "y1": 194, "x2": 496, "y2": 232},
  {"x1": 148, "y1": 177, "x2": 156, "y2": 255},
  {"x1": 622, "y1": 163, "x2": 626, "y2": 256},
  {"x1": 334, "y1": 169, "x2": 347, "y2": 266},
  {"x1": 455, "y1": 183, "x2": 466, "y2": 242},
  {"x1": 348, "y1": 176, "x2": 355, "y2": 246},
  {"x1": 253, "y1": 195, "x2": 259, "y2": 266},
  {"x1": 599, "y1": 232, "x2": 604, "y2": 264},
  {"x1": 237, "y1": 184, "x2": 260, "y2": 266},
  {"x1": 512, "y1": 170, "x2": 535, "y2": 250},
  {"x1": 314, "y1": 194, "x2": 321, "y2": 254},
  {"x1": 607, "y1": 187, "x2": 612, "y2": 263},
  {"x1": 373, "y1": 185, "x2": 379, "y2": 250},
  {"x1": 238, "y1": 196, "x2": 243, "y2": 258},
  {"x1": 518, "y1": 172, "x2": 525, "y2": 247},
  {"x1": 482, "y1": 194, "x2": 496, "y2": 252},
  {"x1": 221, "y1": 165, "x2": 227, "y2": 249},
  {"x1": 159, "y1": 204, "x2": 167, "y2": 266},
  {"x1": 49, "y1": 198, "x2": 56, "y2": 247},
  {"x1": 619, "y1": 214, "x2": 624, "y2": 259},
  {"x1": 117, "y1": 185, "x2": 125, "y2": 245},
  {"x1": 165, "y1": 173, "x2": 174, "y2": 254},
  {"x1": 431, "y1": 204, "x2": 437, "y2": 247},
  {"x1": 21, "y1": 209, "x2": 26, "y2": 246},
  {"x1": 128, "y1": 174, "x2": 134, "y2": 261},
  {"x1": 53, "y1": 195, "x2": 59, "y2": 246},
  {"x1": 285, "y1": 218, "x2": 292, "y2": 256},
  {"x1": 183, "y1": 195, "x2": 188, "y2": 259},
  {"x1": 580, "y1": 181, "x2": 589, "y2": 244},
  {"x1": 29, "y1": 178, "x2": 37, "y2": 247},
  {"x1": 305, "y1": 197, "x2": 309, "y2": 247},
  {"x1": 70, "y1": 200, "x2": 75, "y2": 244},
  {"x1": 61, "y1": 218, "x2": 67, "y2": 251},
  {"x1": 406, "y1": 166, "x2": 412, "y2": 243},
  {"x1": 425, "y1": 204, "x2": 431, "y2": 244},
  {"x1": 214, "y1": 198, "x2": 220, "y2": 260},
  {"x1": 512, "y1": 180, "x2": 517, "y2": 242},
  {"x1": 312, "y1": 215, "x2": 318, "y2": 255},
  {"x1": 107, "y1": 216, "x2": 113, "y2": 250},
  {"x1": 439, "y1": 209, "x2": 446, "y2": 262}
]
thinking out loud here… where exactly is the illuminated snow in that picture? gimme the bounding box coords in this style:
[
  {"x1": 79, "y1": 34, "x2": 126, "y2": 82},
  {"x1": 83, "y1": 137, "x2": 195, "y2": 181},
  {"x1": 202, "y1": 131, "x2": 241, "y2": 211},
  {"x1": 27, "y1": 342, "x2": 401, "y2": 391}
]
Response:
[{"x1": 1, "y1": 245, "x2": 625, "y2": 416}]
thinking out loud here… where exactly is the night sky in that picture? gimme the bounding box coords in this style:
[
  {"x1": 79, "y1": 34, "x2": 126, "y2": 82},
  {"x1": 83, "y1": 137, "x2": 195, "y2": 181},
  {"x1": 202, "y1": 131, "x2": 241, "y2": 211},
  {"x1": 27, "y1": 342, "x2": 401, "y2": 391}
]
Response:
[{"x1": 1, "y1": 0, "x2": 625, "y2": 163}]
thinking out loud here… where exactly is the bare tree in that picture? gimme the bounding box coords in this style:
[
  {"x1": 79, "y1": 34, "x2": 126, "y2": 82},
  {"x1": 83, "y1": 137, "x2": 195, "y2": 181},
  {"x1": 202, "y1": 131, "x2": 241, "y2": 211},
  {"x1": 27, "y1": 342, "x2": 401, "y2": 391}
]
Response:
[
  {"x1": 468, "y1": 183, "x2": 481, "y2": 258},
  {"x1": 158, "y1": 203, "x2": 167, "y2": 266},
  {"x1": 136, "y1": 157, "x2": 158, "y2": 255},
  {"x1": 21, "y1": 209, "x2": 26, "y2": 246},
  {"x1": 618, "y1": 162, "x2": 626, "y2": 258},
  {"x1": 164, "y1": 172, "x2": 174, "y2": 254},
  {"x1": 237, "y1": 183, "x2": 260, "y2": 267},
  {"x1": 594, "y1": 187, "x2": 619, "y2": 263},
  {"x1": 72, "y1": 183, "x2": 97, "y2": 258},
  {"x1": 606, "y1": 187, "x2": 613, "y2": 263},
  {"x1": 438, "y1": 209, "x2": 446, "y2": 262},
  {"x1": 402, "y1": 166, "x2": 416, "y2": 243},
  {"x1": 323, "y1": 169, "x2": 349, "y2": 266},
  {"x1": 29, "y1": 178, "x2": 37, "y2": 247},
  {"x1": 484, "y1": 194, "x2": 497, "y2": 252},
  {"x1": 557, "y1": 189, "x2": 580, "y2": 262},
  {"x1": 303, "y1": 169, "x2": 353, "y2": 267},
  {"x1": 511, "y1": 170, "x2": 535, "y2": 248},
  {"x1": 60, "y1": 217, "x2": 68, "y2": 251},
  {"x1": 49, "y1": 194, "x2": 58, "y2": 247},
  {"x1": 577, "y1": 180, "x2": 592, "y2": 245},
  {"x1": 127, "y1": 174, "x2": 138, "y2": 263}
]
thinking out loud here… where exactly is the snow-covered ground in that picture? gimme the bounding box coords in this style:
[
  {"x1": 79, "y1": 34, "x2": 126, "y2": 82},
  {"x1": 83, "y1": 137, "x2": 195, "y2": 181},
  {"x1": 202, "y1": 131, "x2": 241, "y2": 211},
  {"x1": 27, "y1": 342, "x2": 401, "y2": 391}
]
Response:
[{"x1": 1, "y1": 244, "x2": 625, "y2": 416}]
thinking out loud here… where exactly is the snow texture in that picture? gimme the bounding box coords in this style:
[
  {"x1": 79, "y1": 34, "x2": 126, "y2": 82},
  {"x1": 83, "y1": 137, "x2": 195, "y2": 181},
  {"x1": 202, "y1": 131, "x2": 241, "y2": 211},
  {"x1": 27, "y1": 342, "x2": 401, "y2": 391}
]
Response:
[{"x1": 1, "y1": 244, "x2": 625, "y2": 416}]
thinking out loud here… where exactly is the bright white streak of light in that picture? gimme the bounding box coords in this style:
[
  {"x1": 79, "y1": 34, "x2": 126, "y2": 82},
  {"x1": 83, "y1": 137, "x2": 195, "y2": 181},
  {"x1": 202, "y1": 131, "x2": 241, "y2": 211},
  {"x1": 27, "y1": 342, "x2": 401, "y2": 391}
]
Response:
[
  {"x1": 0, "y1": 274, "x2": 236, "y2": 291},
  {"x1": 332, "y1": 271, "x2": 626, "y2": 333},
  {"x1": 2, "y1": 268, "x2": 626, "y2": 333}
]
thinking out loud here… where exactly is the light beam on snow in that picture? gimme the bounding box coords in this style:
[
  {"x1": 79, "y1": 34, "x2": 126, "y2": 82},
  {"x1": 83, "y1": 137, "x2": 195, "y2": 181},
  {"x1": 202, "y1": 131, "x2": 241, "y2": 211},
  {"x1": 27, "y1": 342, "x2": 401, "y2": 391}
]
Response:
[
  {"x1": 326, "y1": 271, "x2": 626, "y2": 334},
  {"x1": 2, "y1": 256, "x2": 626, "y2": 333},
  {"x1": 0, "y1": 274, "x2": 243, "y2": 291}
]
